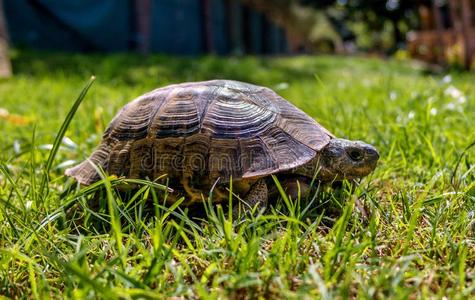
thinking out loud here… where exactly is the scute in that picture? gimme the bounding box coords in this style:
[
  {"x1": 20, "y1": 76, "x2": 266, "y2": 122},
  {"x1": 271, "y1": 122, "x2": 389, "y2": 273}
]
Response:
[
  {"x1": 201, "y1": 87, "x2": 276, "y2": 138},
  {"x1": 65, "y1": 80, "x2": 333, "y2": 187},
  {"x1": 153, "y1": 89, "x2": 201, "y2": 138},
  {"x1": 104, "y1": 92, "x2": 165, "y2": 141},
  {"x1": 244, "y1": 126, "x2": 316, "y2": 178}
]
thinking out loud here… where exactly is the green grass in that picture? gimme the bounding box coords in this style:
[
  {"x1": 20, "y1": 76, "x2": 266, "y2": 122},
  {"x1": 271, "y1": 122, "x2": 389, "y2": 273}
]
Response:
[{"x1": 0, "y1": 49, "x2": 474, "y2": 298}]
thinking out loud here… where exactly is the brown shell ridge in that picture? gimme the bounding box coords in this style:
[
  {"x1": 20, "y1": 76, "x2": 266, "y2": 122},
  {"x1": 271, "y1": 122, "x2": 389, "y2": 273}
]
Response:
[
  {"x1": 240, "y1": 89, "x2": 280, "y2": 114},
  {"x1": 197, "y1": 85, "x2": 219, "y2": 131},
  {"x1": 208, "y1": 84, "x2": 332, "y2": 151},
  {"x1": 104, "y1": 88, "x2": 172, "y2": 142},
  {"x1": 269, "y1": 129, "x2": 317, "y2": 172},
  {"x1": 152, "y1": 88, "x2": 203, "y2": 138},
  {"x1": 241, "y1": 135, "x2": 279, "y2": 178},
  {"x1": 200, "y1": 90, "x2": 277, "y2": 139},
  {"x1": 265, "y1": 89, "x2": 333, "y2": 151},
  {"x1": 144, "y1": 89, "x2": 173, "y2": 138},
  {"x1": 241, "y1": 128, "x2": 317, "y2": 179}
]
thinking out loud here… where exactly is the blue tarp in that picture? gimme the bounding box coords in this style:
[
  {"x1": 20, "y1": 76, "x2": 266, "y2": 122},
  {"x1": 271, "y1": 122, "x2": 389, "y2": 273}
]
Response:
[
  {"x1": 4, "y1": 0, "x2": 288, "y2": 55},
  {"x1": 5, "y1": 0, "x2": 130, "y2": 51},
  {"x1": 150, "y1": 0, "x2": 202, "y2": 54}
]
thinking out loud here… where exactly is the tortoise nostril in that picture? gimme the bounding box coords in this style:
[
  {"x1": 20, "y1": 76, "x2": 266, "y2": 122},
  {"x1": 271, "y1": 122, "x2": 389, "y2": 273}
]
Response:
[
  {"x1": 365, "y1": 147, "x2": 380, "y2": 160},
  {"x1": 347, "y1": 149, "x2": 364, "y2": 162}
]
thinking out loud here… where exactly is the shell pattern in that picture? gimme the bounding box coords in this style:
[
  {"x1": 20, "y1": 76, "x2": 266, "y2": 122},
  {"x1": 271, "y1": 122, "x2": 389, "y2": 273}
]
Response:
[{"x1": 65, "y1": 80, "x2": 333, "y2": 190}]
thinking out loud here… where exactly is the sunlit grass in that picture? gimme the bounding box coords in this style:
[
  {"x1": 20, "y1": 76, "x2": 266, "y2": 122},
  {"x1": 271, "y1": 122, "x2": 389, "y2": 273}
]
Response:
[{"x1": 0, "y1": 50, "x2": 474, "y2": 298}]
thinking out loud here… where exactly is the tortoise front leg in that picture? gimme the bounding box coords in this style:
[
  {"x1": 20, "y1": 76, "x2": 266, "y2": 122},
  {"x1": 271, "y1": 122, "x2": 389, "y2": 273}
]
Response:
[
  {"x1": 279, "y1": 177, "x2": 311, "y2": 200},
  {"x1": 233, "y1": 178, "x2": 268, "y2": 217}
]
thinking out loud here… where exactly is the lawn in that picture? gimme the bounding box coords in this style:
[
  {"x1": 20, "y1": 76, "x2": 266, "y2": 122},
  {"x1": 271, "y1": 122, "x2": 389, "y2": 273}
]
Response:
[{"x1": 0, "y1": 50, "x2": 474, "y2": 299}]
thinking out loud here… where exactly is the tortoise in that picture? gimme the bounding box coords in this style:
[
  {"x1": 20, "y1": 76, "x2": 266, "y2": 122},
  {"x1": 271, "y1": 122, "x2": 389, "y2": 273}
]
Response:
[{"x1": 66, "y1": 80, "x2": 379, "y2": 212}]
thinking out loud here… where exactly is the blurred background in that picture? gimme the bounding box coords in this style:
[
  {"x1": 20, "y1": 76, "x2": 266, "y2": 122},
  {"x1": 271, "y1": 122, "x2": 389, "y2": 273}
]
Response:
[{"x1": 1, "y1": 0, "x2": 475, "y2": 79}]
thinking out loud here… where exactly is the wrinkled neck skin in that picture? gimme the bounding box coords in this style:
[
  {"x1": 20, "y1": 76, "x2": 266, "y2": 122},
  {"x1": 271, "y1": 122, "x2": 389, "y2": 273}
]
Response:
[
  {"x1": 291, "y1": 155, "x2": 337, "y2": 183},
  {"x1": 291, "y1": 138, "x2": 380, "y2": 183}
]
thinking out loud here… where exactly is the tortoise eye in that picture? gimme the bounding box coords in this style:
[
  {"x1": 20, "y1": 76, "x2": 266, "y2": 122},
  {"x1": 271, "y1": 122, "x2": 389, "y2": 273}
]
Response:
[{"x1": 347, "y1": 148, "x2": 364, "y2": 162}]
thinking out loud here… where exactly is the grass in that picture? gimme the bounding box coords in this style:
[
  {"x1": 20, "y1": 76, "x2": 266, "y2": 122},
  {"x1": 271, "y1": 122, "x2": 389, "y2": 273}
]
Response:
[{"x1": 0, "y1": 49, "x2": 474, "y2": 298}]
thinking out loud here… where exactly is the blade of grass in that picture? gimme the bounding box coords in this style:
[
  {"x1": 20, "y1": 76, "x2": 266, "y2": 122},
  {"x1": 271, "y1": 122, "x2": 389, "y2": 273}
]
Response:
[
  {"x1": 451, "y1": 139, "x2": 475, "y2": 189},
  {"x1": 40, "y1": 76, "x2": 96, "y2": 196}
]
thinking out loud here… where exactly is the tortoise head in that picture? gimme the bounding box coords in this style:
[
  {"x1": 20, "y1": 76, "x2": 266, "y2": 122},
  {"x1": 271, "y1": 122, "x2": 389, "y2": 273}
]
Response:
[{"x1": 318, "y1": 138, "x2": 379, "y2": 182}]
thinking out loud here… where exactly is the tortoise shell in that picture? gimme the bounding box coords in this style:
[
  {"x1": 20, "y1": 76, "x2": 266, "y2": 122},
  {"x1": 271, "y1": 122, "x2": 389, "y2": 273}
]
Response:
[{"x1": 66, "y1": 80, "x2": 333, "y2": 193}]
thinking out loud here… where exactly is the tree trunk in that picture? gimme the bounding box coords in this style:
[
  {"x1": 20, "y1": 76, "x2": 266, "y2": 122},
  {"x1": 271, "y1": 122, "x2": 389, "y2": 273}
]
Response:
[
  {"x1": 460, "y1": 0, "x2": 473, "y2": 69},
  {"x1": 0, "y1": 0, "x2": 11, "y2": 78},
  {"x1": 201, "y1": 0, "x2": 214, "y2": 53},
  {"x1": 391, "y1": 17, "x2": 402, "y2": 47},
  {"x1": 134, "y1": 0, "x2": 151, "y2": 54},
  {"x1": 431, "y1": 0, "x2": 445, "y2": 65}
]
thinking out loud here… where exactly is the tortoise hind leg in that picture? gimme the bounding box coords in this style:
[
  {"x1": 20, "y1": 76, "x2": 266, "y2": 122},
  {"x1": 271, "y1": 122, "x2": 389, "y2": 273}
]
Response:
[
  {"x1": 65, "y1": 143, "x2": 112, "y2": 185},
  {"x1": 181, "y1": 176, "x2": 203, "y2": 204},
  {"x1": 233, "y1": 178, "x2": 268, "y2": 217}
]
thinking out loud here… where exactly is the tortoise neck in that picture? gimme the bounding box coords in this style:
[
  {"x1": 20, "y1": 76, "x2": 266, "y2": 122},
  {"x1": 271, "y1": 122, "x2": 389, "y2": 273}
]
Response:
[{"x1": 291, "y1": 154, "x2": 324, "y2": 179}]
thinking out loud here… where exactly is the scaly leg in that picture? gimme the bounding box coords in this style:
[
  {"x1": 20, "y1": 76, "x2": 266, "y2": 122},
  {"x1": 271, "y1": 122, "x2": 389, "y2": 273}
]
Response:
[
  {"x1": 181, "y1": 176, "x2": 203, "y2": 204},
  {"x1": 233, "y1": 178, "x2": 268, "y2": 217},
  {"x1": 280, "y1": 178, "x2": 311, "y2": 200}
]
